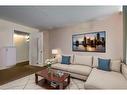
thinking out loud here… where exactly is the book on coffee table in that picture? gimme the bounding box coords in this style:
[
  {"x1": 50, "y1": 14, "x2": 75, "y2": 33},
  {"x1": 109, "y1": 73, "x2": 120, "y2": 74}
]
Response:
[{"x1": 50, "y1": 81, "x2": 58, "y2": 88}]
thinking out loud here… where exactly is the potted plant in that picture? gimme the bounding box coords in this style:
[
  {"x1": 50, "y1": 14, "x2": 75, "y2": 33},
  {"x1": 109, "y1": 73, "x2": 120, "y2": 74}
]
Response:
[{"x1": 45, "y1": 59, "x2": 55, "y2": 73}]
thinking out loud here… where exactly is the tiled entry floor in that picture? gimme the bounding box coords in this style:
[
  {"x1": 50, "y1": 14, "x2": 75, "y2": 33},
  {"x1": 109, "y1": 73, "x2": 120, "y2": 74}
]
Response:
[{"x1": 0, "y1": 74, "x2": 85, "y2": 90}]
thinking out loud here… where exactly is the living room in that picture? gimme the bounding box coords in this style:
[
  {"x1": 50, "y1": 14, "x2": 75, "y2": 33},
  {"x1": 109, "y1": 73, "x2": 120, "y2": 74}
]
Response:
[{"x1": 0, "y1": 5, "x2": 127, "y2": 91}]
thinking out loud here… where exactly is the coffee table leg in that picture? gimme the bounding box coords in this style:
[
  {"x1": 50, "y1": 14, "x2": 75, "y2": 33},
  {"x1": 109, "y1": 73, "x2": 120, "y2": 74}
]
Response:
[
  {"x1": 35, "y1": 74, "x2": 38, "y2": 84},
  {"x1": 68, "y1": 75, "x2": 70, "y2": 84}
]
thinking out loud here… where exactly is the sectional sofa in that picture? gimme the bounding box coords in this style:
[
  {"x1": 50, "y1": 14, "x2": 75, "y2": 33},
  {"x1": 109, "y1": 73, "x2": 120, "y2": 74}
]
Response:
[{"x1": 51, "y1": 55, "x2": 127, "y2": 89}]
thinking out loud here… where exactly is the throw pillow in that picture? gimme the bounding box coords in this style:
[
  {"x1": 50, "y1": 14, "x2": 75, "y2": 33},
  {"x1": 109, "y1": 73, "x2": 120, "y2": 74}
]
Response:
[
  {"x1": 61, "y1": 56, "x2": 71, "y2": 65},
  {"x1": 110, "y1": 59, "x2": 121, "y2": 72},
  {"x1": 98, "y1": 58, "x2": 110, "y2": 71}
]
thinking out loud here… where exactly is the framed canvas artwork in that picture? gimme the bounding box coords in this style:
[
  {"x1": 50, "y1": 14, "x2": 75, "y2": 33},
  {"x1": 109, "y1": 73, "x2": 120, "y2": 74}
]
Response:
[{"x1": 72, "y1": 31, "x2": 106, "y2": 52}]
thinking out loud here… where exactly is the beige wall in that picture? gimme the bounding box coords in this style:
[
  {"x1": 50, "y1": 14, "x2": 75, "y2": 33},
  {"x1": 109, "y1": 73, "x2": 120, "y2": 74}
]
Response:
[
  {"x1": 0, "y1": 19, "x2": 39, "y2": 65},
  {"x1": 0, "y1": 19, "x2": 39, "y2": 49},
  {"x1": 0, "y1": 19, "x2": 13, "y2": 48},
  {"x1": 14, "y1": 34, "x2": 29, "y2": 63},
  {"x1": 49, "y1": 12, "x2": 123, "y2": 59}
]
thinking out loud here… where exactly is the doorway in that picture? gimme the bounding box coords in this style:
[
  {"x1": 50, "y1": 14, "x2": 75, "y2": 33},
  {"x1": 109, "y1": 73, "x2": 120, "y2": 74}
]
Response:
[{"x1": 13, "y1": 30, "x2": 30, "y2": 65}]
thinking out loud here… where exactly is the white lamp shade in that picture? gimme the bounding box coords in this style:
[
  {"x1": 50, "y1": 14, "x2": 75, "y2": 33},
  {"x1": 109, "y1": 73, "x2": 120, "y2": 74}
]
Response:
[{"x1": 52, "y1": 49, "x2": 58, "y2": 54}]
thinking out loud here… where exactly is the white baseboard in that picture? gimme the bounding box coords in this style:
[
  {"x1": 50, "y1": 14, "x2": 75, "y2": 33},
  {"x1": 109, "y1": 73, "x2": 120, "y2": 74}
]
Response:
[
  {"x1": 0, "y1": 65, "x2": 14, "y2": 70},
  {"x1": 30, "y1": 63, "x2": 44, "y2": 67}
]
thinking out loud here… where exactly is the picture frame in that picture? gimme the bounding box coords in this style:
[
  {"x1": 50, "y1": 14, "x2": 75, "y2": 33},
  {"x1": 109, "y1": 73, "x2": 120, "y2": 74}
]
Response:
[{"x1": 72, "y1": 31, "x2": 106, "y2": 52}]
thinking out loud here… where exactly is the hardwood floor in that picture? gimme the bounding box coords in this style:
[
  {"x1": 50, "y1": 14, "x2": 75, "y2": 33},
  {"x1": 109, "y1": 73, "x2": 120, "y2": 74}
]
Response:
[{"x1": 0, "y1": 62, "x2": 45, "y2": 85}]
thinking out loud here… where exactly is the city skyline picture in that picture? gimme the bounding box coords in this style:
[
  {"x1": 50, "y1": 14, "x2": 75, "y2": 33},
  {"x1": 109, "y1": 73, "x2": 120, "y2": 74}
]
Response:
[{"x1": 72, "y1": 31, "x2": 106, "y2": 52}]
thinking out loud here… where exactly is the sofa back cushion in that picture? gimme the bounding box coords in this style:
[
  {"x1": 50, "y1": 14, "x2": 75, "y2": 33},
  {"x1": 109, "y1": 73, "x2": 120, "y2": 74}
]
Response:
[
  {"x1": 56, "y1": 54, "x2": 74, "y2": 64},
  {"x1": 93, "y1": 56, "x2": 121, "y2": 72},
  {"x1": 93, "y1": 56, "x2": 98, "y2": 68},
  {"x1": 122, "y1": 63, "x2": 127, "y2": 79},
  {"x1": 110, "y1": 60, "x2": 121, "y2": 72},
  {"x1": 74, "y1": 55, "x2": 92, "y2": 67}
]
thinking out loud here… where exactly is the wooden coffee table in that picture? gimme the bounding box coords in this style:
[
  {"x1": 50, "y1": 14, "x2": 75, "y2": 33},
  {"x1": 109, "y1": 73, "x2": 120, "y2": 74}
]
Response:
[{"x1": 35, "y1": 68, "x2": 70, "y2": 89}]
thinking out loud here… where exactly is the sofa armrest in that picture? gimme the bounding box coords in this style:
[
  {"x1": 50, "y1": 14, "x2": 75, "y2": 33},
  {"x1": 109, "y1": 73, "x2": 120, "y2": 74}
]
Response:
[{"x1": 122, "y1": 63, "x2": 127, "y2": 80}]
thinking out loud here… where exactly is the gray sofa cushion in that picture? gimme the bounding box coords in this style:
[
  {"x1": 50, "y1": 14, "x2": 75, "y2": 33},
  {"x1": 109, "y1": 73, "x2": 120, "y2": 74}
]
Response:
[
  {"x1": 68, "y1": 65, "x2": 92, "y2": 76},
  {"x1": 74, "y1": 55, "x2": 93, "y2": 67},
  {"x1": 51, "y1": 63, "x2": 70, "y2": 71},
  {"x1": 51, "y1": 63, "x2": 92, "y2": 76},
  {"x1": 122, "y1": 63, "x2": 127, "y2": 79},
  {"x1": 85, "y1": 68, "x2": 127, "y2": 89}
]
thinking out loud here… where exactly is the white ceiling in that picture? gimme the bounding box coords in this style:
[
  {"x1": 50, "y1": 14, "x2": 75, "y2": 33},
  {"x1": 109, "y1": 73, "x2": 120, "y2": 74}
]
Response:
[{"x1": 0, "y1": 6, "x2": 120, "y2": 30}]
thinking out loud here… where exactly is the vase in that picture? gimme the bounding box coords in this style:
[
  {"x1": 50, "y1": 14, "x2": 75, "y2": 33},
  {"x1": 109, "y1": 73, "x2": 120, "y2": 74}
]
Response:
[{"x1": 48, "y1": 66, "x2": 51, "y2": 74}]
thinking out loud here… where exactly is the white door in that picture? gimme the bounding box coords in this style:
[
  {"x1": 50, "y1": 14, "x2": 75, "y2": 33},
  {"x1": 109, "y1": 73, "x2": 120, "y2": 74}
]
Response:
[
  {"x1": 30, "y1": 34, "x2": 38, "y2": 65},
  {"x1": 37, "y1": 32, "x2": 43, "y2": 65},
  {"x1": 29, "y1": 32, "x2": 43, "y2": 66},
  {"x1": 38, "y1": 32, "x2": 43, "y2": 64}
]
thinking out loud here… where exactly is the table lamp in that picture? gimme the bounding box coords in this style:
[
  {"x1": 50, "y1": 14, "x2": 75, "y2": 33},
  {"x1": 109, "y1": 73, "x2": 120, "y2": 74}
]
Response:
[{"x1": 52, "y1": 49, "x2": 58, "y2": 58}]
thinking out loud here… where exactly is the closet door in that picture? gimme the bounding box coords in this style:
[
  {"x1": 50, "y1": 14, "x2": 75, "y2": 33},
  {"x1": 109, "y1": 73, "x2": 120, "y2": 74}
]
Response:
[
  {"x1": 29, "y1": 33, "x2": 38, "y2": 65},
  {"x1": 6, "y1": 47, "x2": 16, "y2": 66},
  {"x1": 29, "y1": 32, "x2": 43, "y2": 65},
  {"x1": 37, "y1": 32, "x2": 43, "y2": 64},
  {"x1": 0, "y1": 47, "x2": 16, "y2": 68}
]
